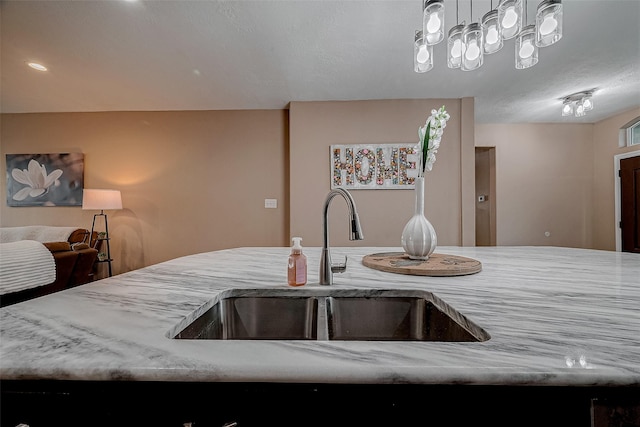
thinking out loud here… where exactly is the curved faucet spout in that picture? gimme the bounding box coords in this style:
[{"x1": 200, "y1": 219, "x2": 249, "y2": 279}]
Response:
[{"x1": 320, "y1": 188, "x2": 364, "y2": 285}]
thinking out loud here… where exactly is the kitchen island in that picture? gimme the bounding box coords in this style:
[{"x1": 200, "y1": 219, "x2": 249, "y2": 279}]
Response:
[{"x1": 1, "y1": 246, "x2": 639, "y2": 426}]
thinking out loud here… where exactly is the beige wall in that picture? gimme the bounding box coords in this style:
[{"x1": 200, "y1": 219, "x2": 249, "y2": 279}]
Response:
[
  {"x1": 476, "y1": 107, "x2": 640, "y2": 250},
  {"x1": 0, "y1": 110, "x2": 289, "y2": 276},
  {"x1": 592, "y1": 107, "x2": 640, "y2": 250},
  {"x1": 2, "y1": 104, "x2": 636, "y2": 278},
  {"x1": 476, "y1": 122, "x2": 595, "y2": 248},
  {"x1": 289, "y1": 98, "x2": 475, "y2": 249}
]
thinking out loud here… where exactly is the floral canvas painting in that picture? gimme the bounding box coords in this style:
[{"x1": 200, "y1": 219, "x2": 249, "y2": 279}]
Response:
[{"x1": 6, "y1": 153, "x2": 84, "y2": 207}]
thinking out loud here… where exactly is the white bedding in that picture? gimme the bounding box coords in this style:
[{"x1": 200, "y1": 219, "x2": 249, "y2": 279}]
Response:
[
  {"x1": 0, "y1": 240, "x2": 56, "y2": 295},
  {"x1": 0, "y1": 225, "x2": 80, "y2": 243}
]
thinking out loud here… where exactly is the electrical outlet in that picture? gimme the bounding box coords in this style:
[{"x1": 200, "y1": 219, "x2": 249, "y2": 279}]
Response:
[{"x1": 264, "y1": 198, "x2": 278, "y2": 209}]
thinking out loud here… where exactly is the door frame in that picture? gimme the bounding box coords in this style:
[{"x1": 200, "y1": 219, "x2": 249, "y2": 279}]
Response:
[{"x1": 614, "y1": 149, "x2": 640, "y2": 251}]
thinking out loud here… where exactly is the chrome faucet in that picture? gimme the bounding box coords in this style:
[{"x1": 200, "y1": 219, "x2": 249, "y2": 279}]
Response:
[{"x1": 320, "y1": 188, "x2": 364, "y2": 285}]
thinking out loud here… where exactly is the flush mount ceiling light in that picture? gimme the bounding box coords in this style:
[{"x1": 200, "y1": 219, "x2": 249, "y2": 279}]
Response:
[
  {"x1": 561, "y1": 91, "x2": 595, "y2": 117},
  {"x1": 27, "y1": 62, "x2": 48, "y2": 72},
  {"x1": 414, "y1": 0, "x2": 562, "y2": 73}
]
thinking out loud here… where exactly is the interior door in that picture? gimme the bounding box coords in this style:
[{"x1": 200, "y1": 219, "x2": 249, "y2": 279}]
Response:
[
  {"x1": 475, "y1": 147, "x2": 496, "y2": 246},
  {"x1": 620, "y1": 155, "x2": 640, "y2": 253}
]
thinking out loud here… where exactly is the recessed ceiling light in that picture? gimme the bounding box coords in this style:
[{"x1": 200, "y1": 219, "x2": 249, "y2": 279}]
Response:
[{"x1": 27, "y1": 62, "x2": 48, "y2": 72}]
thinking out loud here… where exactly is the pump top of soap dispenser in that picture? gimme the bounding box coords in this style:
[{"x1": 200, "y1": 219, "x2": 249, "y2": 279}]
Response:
[{"x1": 291, "y1": 237, "x2": 303, "y2": 253}]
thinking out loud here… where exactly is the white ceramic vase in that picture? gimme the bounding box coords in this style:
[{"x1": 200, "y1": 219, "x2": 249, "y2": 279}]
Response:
[{"x1": 401, "y1": 176, "x2": 437, "y2": 260}]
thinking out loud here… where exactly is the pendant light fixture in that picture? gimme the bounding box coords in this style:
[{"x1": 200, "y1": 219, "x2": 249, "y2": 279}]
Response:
[
  {"x1": 447, "y1": 0, "x2": 464, "y2": 68},
  {"x1": 461, "y1": 24, "x2": 483, "y2": 71},
  {"x1": 447, "y1": 24, "x2": 465, "y2": 68},
  {"x1": 461, "y1": 1, "x2": 483, "y2": 71},
  {"x1": 414, "y1": 30, "x2": 434, "y2": 73},
  {"x1": 515, "y1": 24, "x2": 538, "y2": 68},
  {"x1": 515, "y1": 1, "x2": 538, "y2": 69},
  {"x1": 482, "y1": 4, "x2": 503, "y2": 54},
  {"x1": 536, "y1": 0, "x2": 562, "y2": 47},
  {"x1": 498, "y1": 0, "x2": 523, "y2": 40},
  {"x1": 412, "y1": 0, "x2": 561, "y2": 73},
  {"x1": 423, "y1": 0, "x2": 445, "y2": 45}
]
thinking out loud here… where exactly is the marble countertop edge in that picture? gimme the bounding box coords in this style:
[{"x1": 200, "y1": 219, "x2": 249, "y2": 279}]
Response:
[{"x1": 2, "y1": 246, "x2": 639, "y2": 387}]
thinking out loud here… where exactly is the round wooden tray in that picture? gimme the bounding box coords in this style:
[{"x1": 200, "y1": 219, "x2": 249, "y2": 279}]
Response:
[{"x1": 362, "y1": 252, "x2": 482, "y2": 277}]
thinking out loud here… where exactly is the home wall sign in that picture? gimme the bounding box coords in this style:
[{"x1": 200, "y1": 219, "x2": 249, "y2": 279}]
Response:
[
  {"x1": 331, "y1": 144, "x2": 419, "y2": 190},
  {"x1": 6, "y1": 153, "x2": 85, "y2": 207}
]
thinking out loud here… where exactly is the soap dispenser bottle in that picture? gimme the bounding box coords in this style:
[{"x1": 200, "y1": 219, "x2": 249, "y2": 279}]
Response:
[{"x1": 287, "y1": 237, "x2": 307, "y2": 287}]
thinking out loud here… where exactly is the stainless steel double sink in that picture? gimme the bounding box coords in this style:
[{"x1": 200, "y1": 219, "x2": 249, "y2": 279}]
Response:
[{"x1": 170, "y1": 288, "x2": 490, "y2": 342}]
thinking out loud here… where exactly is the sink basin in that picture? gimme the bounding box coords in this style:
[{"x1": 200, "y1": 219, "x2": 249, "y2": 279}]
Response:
[
  {"x1": 175, "y1": 296, "x2": 318, "y2": 339},
  {"x1": 327, "y1": 296, "x2": 479, "y2": 341},
  {"x1": 171, "y1": 288, "x2": 490, "y2": 342}
]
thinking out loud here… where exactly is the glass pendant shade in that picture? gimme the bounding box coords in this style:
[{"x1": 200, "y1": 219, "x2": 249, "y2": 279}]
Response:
[
  {"x1": 498, "y1": 0, "x2": 523, "y2": 40},
  {"x1": 575, "y1": 100, "x2": 586, "y2": 117},
  {"x1": 461, "y1": 23, "x2": 484, "y2": 71},
  {"x1": 482, "y1": 10, "x2": 503, "y2": 54},
  {"x1": 582, "y1": 94, "x2": 593, "y2": 111},
  {"x1": 515, "y1": 25, "x2": 538, "y2": 69},
  {"x1": 447, "y1": 24, "x2": 464, "y2": 68},
  {"x1": 414, "y1": 30, "x2": 433, "y2": 73},
  {"x1": 536, "y1": 0, "x2": 562, "y2": 47},
  {"x1": 562, "y1": 99, "x2": 573, "y2": 116},
  {"x1": 423, "y1": 0, "x2": 445, "y2": 45}
]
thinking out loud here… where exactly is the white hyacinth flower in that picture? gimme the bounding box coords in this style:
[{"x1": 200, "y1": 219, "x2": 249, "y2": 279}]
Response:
[{"x1": 418, "y1": 105, "x2": 450, "y2": 176}]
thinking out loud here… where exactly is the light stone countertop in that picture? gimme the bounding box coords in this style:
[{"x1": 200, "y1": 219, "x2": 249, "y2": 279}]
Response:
[{"x1": 1, "y1": 246, "x2": 639, "y2": 387}]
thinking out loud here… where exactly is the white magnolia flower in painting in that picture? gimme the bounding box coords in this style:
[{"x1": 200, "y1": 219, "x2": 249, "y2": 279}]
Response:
[{"x1": 11, "y1": 159, "x2": 63, "y2": 201}]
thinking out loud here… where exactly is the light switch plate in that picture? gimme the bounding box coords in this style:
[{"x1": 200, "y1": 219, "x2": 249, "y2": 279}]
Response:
[{"x1": 264, "y1": 198, "x2": 278, "y2": 209}]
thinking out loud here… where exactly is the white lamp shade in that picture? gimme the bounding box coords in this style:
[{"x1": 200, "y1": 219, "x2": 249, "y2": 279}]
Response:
[
  {"x1": 414, "y1": 30, "x2": 434, "y2": 73},
  {"x1": 536, "y1": 0, "x2": 562, "y2": 47},
  {"x1": 423, "y1": 0, "x2": 445, "y2": 45},
  {"x1": 498, "y1": 0, "x2": 523, "y2": 40},
  {"x1": 447, "y1": 24, "x2": 464, "y2": 68},
  {"x1": 482, "y1": 10, "x2": 503, "y2": 54},
  {"x1": 82, "y1": 189, "x2": 123, "y2": 210},
  {"x1": 515, "y1": 25, "x2": 538, "y2": 69},
  {"x1": 461, "y1": 23, "x2": 484, "y2": 71}
]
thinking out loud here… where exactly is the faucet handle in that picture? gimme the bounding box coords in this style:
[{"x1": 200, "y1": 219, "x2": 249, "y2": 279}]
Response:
[{"x1": 331, "y1": 255, "x2": 348, "y2": 274}]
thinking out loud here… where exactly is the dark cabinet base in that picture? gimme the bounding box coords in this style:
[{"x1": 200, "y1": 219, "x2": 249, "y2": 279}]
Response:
[{"x1": 1, "y1": 380, "x2": 638, "y2": 427}]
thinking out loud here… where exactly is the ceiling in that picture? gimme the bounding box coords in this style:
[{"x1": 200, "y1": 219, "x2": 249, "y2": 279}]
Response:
[{"x1": 1, "y1": 0, "x2": 639, "y2": 123}]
